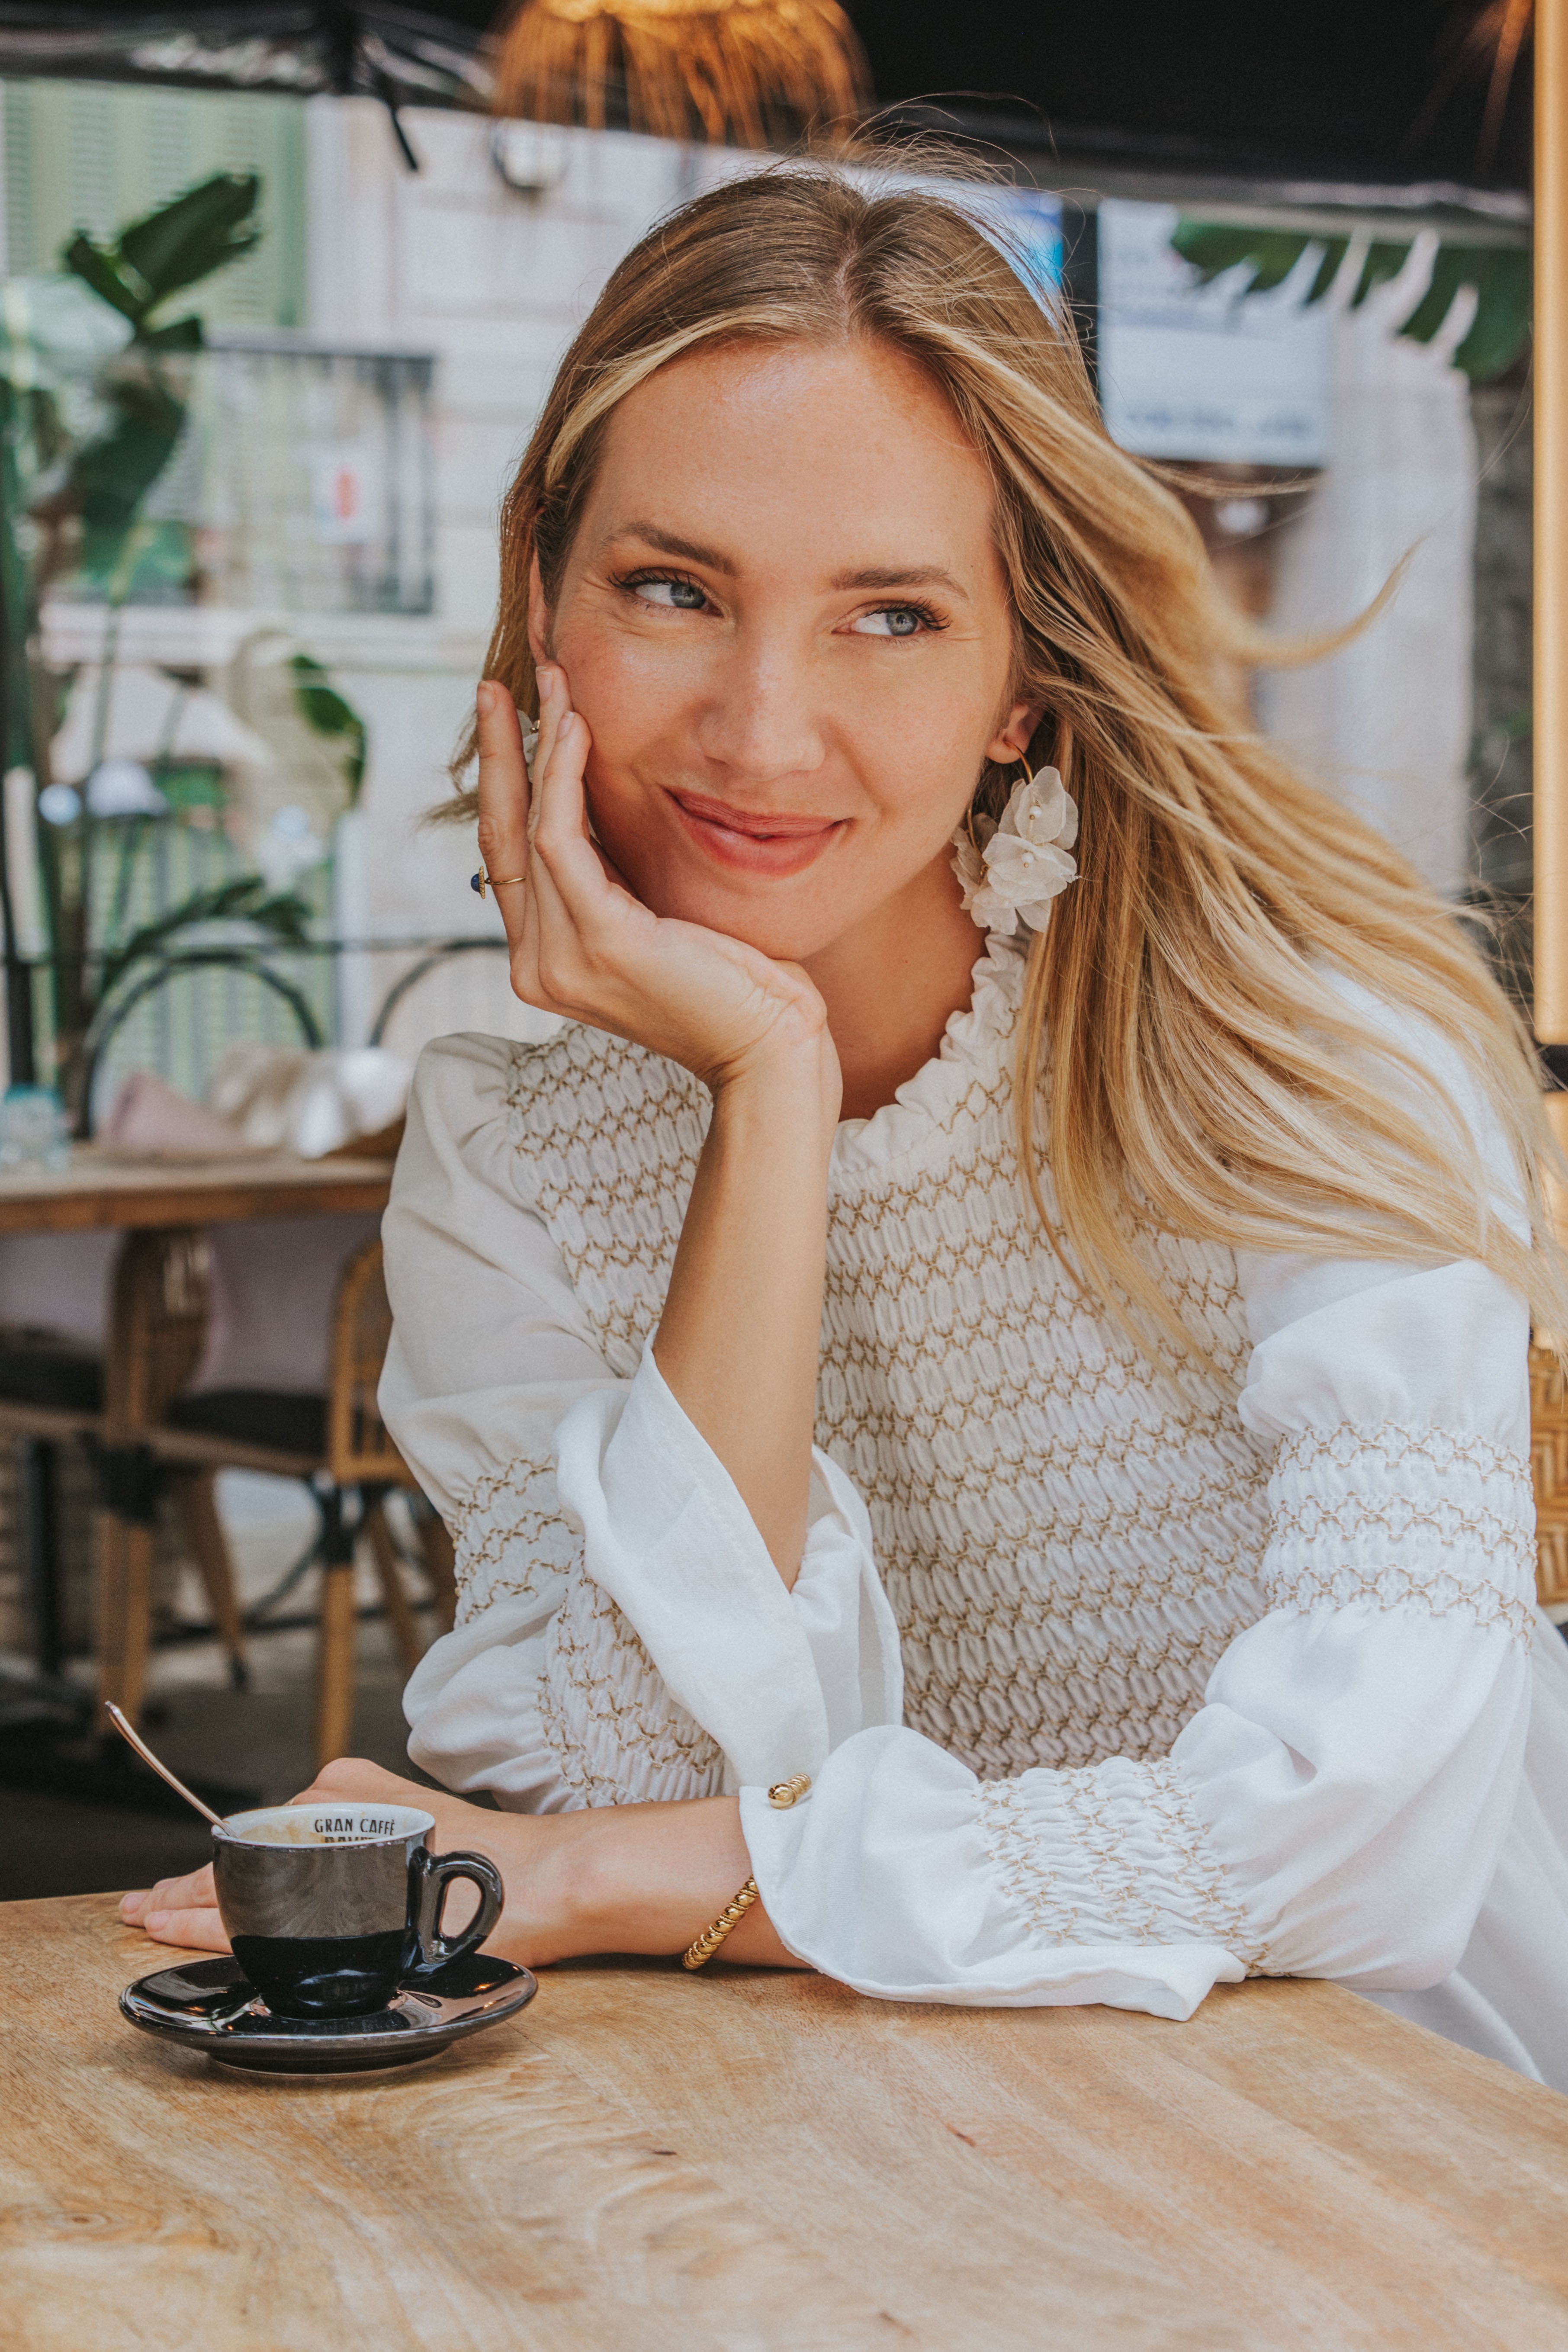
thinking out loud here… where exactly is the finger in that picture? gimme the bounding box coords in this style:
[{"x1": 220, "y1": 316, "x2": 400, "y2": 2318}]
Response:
[
  {"x1": 141, "y1": 1903, "x2": 230, "y2": 1954},
  {"x1": 474, "y1": 680, "x2": 532, "y2": 932},
  {"x1": 529, "y1": 694, "x2": 618, "y2": 922},
  {"x1": 125, "y1": 1864, "x2": 216, "y2": 1918},
  {"x1": 289, "y1": 1757, "x2": 420, "y2": 1805}
]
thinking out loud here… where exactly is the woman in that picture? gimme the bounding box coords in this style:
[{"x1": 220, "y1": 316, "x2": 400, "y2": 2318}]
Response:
[{"x1": 124, "y1": 165, "x2": 1568, "y2": 2085}]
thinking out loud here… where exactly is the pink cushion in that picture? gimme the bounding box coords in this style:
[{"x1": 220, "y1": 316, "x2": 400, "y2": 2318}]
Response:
[{"x1": 189, "y1": 1215, "x2": 382, "y2": 1397}]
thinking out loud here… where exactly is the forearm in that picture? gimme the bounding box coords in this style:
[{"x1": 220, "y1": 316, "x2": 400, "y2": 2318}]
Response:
[
  {"x1": 653, "y1": 1054, "x2": 837, "y2": 1586},
  {"x1": 121, "y1": 1771, "x2": 803, "y2": 1972},
  {"x1": 523, "y1": 1793, "x2": 804, "y2": 1969}
]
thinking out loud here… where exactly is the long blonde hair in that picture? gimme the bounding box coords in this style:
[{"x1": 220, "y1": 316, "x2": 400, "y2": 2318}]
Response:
[{"x1": 457, "y1": 160, "x2": 1568, "y2": 1350}]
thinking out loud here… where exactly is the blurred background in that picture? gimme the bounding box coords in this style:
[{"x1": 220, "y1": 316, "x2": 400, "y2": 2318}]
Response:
[{"x1": 0, "y1": 0, "x2": 1547, "y2": 1894}]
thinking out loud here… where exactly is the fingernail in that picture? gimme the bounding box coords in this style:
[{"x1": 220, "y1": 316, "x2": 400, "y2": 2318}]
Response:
[
  {"x1": 537, "y1": 665, "x2": 557, "y2": 700},
  {"x1": 476, "y1": 680, "x2": 495, "y2": 717}
]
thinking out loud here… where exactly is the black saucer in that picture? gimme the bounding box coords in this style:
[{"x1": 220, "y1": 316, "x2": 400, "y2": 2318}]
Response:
[{"x1": 120, "y1": 1951, "x2": 537, "y2": 2075}]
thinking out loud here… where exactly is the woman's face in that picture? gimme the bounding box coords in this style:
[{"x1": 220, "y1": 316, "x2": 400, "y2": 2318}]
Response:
[{"x1": 530, "y1": 336, "x2": 1036, "y2": 964}]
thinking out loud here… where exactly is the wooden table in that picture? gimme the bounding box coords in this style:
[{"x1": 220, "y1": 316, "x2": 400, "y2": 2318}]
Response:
[
  {"x1": 0, "y1": 1143, "x2": 394, "y2": 1235},
  {"x1": 5, "y1": 1896, "x2": 1566, "y2": 2352}
]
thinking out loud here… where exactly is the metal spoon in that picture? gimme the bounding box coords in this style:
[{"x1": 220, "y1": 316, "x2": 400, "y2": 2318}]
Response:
[{"x1": 103, "y1": 1702, "x2": 224, "y2": 1828}]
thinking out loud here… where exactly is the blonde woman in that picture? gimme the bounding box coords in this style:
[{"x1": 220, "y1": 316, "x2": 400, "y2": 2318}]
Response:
[{"x1": 125, "y1": 166, "x2": 1568, "y2": 2086}]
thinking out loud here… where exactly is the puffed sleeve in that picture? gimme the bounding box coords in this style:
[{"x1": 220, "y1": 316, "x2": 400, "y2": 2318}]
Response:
[
  {"x1": 381, "y1": 1032, "x2": 902, "y2": 1811},
  {"x1": 741, "y1": 991, "x2": 1542, "y2": 2013}
]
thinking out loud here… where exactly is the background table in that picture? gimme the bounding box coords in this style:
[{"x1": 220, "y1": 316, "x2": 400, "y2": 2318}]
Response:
[
  {"x1": 0, "y1": 1145, "x2": 395, "y2": 1722},
  {"x1": 4, "y1": 1896, "x2": 1566, "y2": 2352},
  {"x1": 0, "y1": 1143, "x2": 394, "y2": 1235}
]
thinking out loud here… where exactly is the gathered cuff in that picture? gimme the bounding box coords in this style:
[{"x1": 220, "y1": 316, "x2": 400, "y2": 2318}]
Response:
[
  {"x1": 977, "y1": 1758, "x2": 1264, "y2": 1965},
  {"x1": 1264, "y1": 1420, "x2": 1536, "y2": 1645},
  {"x1": 740, "y1": 1726, "x2": 1246, "y2": 2014}
]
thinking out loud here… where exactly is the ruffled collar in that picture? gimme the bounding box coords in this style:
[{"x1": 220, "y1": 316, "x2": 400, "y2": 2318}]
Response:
[{"x1": 830, "y1": 930, "x2": 1028, "y2": 1179}]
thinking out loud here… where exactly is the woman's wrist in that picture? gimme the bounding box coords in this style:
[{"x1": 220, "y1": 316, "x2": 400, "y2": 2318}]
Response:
[
  {"x1": 505, "y1": 1796, "x2": 803, "y2": 1970},
  {"x1": 708, "y1": 1032, "x2": 841, "y2": 1149}
]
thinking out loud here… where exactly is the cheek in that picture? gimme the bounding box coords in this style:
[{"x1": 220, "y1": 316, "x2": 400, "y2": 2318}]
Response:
[{"x1": 552, "y1": 624, "x2": 686, "y2": 756}]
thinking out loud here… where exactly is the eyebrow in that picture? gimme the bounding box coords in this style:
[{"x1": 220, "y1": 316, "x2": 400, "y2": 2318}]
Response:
[
  {"x1": 607, "y1": 522, "x2": 739, "y2": 575},
  {"x1": 604, "y1": 526, "x2": 970, "y2": 601},
  {"x1": 827, "y1": 563, "x2": 969, "y2": 599}
]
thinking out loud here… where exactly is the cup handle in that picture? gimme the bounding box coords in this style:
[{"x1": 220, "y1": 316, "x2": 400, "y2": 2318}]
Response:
[{"x1": 410, "y1": 1848, "x2": 505, "y2": 1970}]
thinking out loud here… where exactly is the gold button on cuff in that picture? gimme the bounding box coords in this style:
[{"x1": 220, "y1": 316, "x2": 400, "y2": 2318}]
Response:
[{"x1": 767, "y1": 1773, "x2": 812, "y2": 1809}]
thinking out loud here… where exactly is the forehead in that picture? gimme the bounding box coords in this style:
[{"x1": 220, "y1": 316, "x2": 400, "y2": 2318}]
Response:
[{"x1": 580, "y1": 336, "x2": 1000, "y2": 572}]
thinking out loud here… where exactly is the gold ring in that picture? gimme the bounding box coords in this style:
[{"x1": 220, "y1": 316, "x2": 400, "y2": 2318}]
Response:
[{"x1": 470, "y1": 868, "x2": 528, "y2": 900}]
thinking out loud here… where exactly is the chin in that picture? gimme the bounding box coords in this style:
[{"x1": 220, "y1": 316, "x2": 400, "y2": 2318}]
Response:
[{"x1": 620, "y1": 853, "x2": 856, "y2": 966}]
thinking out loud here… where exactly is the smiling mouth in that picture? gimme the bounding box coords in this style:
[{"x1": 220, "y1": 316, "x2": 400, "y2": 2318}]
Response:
[{"x1": 666, "y1": 788, "x2": 844, "y2": 876}]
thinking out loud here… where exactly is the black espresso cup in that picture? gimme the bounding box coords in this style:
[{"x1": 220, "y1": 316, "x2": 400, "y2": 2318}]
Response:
[{"x1": 212, "y1": 1801, "x2": 504, "y2": 2021}]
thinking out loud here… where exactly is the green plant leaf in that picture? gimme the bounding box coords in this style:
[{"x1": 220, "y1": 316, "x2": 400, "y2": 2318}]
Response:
[
  {"x1": 69, "y1": 385, "x2": 187, "y2": 544},
  {"x1": 115, "y1": 174, "x2": 262, "y2": 318},
  {"x1": 1170, "y1": 217, "x2": 1532, "y2": 382},
  {"x1": 1451, "y1": 248, "x2": 1533, "y2": 379},
  {"x1": 61, "y1": 232, "x2": 146, "y2": 326},
  {"x1": 137, "y1": 316, "x2": 204, "y2": 355},
  {"x1": 63, "y1": 174, "x2": 261, "y2": 338},
  {"x1": 290, "y1": 654, "x2": 367, "y2": 803}
]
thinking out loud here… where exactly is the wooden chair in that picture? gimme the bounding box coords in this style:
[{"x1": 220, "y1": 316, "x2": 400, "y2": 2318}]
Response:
[
  {"x1": 94, "y1": 1229, "x2": 251, "y2": 1722},
  {"x1": 107, "y1": 1233, "x2": 455, "y2": 1766},
  {"x1": 1529, "y1": 1342, "x2": 1568, "y2": 1611},
  {"x1": 0, "y1": 1327, "x2": 111, "y2": 1696},
  {"x1": 0, "y1": 1246, "x2": 247, "y2": 1703}
]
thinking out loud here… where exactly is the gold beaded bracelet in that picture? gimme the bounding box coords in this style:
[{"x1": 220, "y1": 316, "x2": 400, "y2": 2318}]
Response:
[
  {"x1": 680, "y1": 1774, "x2": 813, "y2": 1972},
  {"x1": 681, "y1": 1876, "x2": 758, "y2": 1969}
]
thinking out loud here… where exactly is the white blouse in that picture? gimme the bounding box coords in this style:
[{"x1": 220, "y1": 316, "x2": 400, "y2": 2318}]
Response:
[{"x1": 379, "y1": 935, "x2": 1568, "y2": 2089}]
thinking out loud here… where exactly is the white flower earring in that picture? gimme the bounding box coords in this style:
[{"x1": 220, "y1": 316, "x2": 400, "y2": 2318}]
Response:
[{"x1": 951, "y1": 762, "x2": 1079, "y2": 936}]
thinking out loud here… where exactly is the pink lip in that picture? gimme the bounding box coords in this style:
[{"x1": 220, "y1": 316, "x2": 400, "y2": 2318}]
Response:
[{"x1": 666, "y1": 787, "x2": 844, "y2": 877}]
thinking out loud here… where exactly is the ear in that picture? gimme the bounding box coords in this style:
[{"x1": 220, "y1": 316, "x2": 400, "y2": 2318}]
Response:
[
  {"x1": 526, "y1": 551, "x2": 552, "y2": 666},
  {"x1": 985, "y1": 698, "x2": 1045, "y2": 768}
]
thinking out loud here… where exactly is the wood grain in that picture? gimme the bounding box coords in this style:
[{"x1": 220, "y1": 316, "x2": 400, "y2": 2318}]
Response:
[{"x1": 1, "y1": 1895, "x2": 1565, "y2": 2352}]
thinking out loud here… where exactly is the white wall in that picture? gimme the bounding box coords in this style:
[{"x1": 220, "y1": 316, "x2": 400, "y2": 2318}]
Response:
[
  {"x1": 305, "y1": 102, "x2": 711, "y2": 634},
  {"x1": 299, "y1": 104, "x2": 726, "y2": 1050}
]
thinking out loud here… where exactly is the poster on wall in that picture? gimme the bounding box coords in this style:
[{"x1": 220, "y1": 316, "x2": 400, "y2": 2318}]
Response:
[{"x1": 1097, "y1": 198, "x2": 1329, "y2": 465}]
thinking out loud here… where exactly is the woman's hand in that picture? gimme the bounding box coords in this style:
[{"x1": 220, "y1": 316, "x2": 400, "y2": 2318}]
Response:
[
  {"x1": 117, "y1": 1757, "x2": 803, "y2": 1971},
  {"x1": 118, "y1": 1860, "x2": 227, "y2": 1954},
  {"x1": 117, "y1": 1760, "x2": 553, "y2": 1963},
  {"x1": 477, "y1": 668, "x2": 839, "y2": 1112}
]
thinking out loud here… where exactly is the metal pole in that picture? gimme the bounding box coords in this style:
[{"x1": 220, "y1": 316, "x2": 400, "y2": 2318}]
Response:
[
  {"x1": 1536, "y1": 0, "x2": 1568, "y2": 1042},
  {"x1": 0, "y1": 465, "x2": 36, "y2": 1085}
]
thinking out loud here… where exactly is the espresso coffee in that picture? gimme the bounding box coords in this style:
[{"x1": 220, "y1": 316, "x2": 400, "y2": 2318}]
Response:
[{"x1": 212, "y1": 1803, "x2": 504, "y2": 2021}]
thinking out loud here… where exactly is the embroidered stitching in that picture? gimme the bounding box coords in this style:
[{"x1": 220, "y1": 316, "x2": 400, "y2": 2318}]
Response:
[
  {"x1": 504, "y1": 1019, "x2": 1267, "y2": 1780},
  {"x1": 1266, "y1": 1423, "x2": 1537, "y2": 1645},
  {"x1": 977, "y1": 1766, "x2": 1266, "y2": 1965},
  {"x1": 539, "y1": 1571, "x2": 723, "y2": 1808},
  {"x1": 450, "y1": 1452, "x2": 574, "y2": 1622}
]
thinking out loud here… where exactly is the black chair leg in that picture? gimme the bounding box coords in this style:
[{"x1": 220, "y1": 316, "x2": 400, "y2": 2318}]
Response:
[{"x1": 17, "y1": 1437, "x2": 63, "y2": 1683}]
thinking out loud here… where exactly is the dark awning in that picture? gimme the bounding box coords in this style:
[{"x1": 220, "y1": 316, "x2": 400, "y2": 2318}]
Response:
[
  {"x1": 0, "y1": 1, "x2": 1533, "y2": 201},
  {"x1": 0, "y1": 3, "x2": 494, "y2": 111}
]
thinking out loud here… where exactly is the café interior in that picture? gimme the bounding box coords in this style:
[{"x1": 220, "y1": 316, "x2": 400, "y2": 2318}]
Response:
[{"x1": 0, "y1": 4, "x2": 1565, "y2": 2345}]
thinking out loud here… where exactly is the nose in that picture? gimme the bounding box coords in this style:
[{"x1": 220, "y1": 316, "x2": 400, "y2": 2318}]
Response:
[{"x1": 692, "y1": 638, "x2": 827, "y2": 788}]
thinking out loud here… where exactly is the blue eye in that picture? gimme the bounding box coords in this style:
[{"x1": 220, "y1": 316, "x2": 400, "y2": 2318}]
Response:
[
  {"x1": 851, "y1": 607, "x2": 933, "y2": 638},
  {"x1": 631, "y1": 576, "x2": 707, "y2": 610}
]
